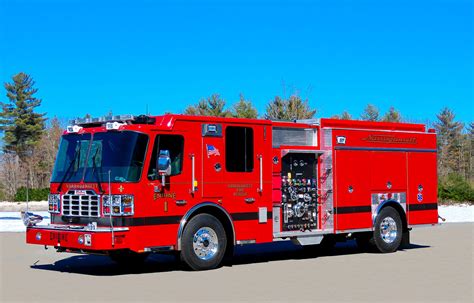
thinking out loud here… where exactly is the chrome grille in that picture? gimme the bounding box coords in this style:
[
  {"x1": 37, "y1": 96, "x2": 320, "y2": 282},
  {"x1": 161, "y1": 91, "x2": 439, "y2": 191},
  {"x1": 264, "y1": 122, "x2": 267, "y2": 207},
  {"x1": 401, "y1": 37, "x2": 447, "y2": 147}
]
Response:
[{"x1": 62, "y1": 190, "x2": 100, "y2": 217}]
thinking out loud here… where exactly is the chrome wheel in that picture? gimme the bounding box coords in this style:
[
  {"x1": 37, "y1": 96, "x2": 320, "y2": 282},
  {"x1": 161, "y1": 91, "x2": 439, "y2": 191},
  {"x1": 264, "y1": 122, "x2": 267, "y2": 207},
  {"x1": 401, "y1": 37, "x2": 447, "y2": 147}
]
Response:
[
  {"x1": 192, "y1": 227, "x2": 219, "y2": 260},
  {"x1": 379, "y1": 217, "x2": 398, "y2": 244}
]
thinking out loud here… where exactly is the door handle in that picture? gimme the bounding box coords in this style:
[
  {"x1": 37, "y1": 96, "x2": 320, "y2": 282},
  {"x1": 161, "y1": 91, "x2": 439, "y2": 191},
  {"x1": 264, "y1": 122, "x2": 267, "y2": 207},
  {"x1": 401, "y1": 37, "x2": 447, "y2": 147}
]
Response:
[{"x1": 245, "y1": 198, "x2": 255, "y2": 204}]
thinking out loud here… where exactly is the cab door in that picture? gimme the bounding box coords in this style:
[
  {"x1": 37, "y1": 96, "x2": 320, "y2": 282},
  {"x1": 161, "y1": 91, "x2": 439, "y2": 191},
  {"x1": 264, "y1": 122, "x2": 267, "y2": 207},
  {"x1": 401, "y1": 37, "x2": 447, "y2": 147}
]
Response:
[
  {"x1": 223, "y1": 125, "x2": 272, "y2": 242},
  {"x1": 145, "y1": 134, "x2": 191, "y2": 216},
  {"x1": 223, "y1": 125, "x2": 262, "y2": 209}
]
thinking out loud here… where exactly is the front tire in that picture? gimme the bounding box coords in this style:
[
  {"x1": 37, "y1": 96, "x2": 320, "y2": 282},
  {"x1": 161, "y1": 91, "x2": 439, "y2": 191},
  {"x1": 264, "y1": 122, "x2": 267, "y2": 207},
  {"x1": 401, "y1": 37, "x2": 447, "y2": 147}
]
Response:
[
  {"x1": 372, "y1": 206, "x2": 402, "y2": 253},
  {"x1": 180, "y1": 214, "x2": 227, "y2": 271}
]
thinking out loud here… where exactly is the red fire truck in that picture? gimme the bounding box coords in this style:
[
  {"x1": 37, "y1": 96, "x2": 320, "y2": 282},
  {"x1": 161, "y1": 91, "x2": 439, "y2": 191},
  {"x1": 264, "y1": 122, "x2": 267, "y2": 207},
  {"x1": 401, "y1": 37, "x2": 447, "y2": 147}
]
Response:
[{"x1": 25, "y1": 114, "x2": 438, "y2": 270}]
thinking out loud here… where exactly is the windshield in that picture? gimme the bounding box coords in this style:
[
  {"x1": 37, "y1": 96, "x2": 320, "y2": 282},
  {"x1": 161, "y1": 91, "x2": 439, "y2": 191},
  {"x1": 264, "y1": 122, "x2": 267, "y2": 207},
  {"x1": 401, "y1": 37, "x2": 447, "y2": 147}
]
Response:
[
  {"x1": 51, "y1": 133, "x2": 91, "y2": 183},
  {"x1": 51, "y1": 131, "x2": 149, "y2": 183}
]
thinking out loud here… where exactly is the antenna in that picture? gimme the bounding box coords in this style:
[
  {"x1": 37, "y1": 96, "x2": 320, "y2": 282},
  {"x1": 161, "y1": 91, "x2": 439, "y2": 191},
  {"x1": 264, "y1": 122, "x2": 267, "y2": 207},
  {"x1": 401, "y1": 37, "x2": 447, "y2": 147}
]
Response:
[{"x1": 108, "y1": 170, "x2": 115, "y2": 247}]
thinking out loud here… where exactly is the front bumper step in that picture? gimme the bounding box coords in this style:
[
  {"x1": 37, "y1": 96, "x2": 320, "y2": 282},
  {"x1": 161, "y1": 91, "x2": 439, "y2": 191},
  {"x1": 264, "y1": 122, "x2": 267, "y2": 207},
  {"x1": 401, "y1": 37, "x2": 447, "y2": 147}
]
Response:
[{"x1": 26, "y1": 224, "x2": 130, "y2": 251}]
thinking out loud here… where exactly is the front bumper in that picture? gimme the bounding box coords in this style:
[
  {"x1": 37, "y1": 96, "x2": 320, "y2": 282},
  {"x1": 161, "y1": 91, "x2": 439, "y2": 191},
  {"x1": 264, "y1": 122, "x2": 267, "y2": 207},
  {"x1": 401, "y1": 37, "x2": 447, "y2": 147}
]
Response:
[{"x1": 26, "y1": 224, "x2": 130, "y2": 251}]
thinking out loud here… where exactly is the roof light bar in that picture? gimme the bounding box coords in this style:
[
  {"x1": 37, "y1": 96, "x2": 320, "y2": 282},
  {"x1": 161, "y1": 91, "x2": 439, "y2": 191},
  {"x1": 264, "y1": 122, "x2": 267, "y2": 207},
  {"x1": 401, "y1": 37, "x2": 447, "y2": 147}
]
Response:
[
  {"x1": 69, "y1": 114, "x2": 136, "y2": 126},
  {"x1": 106, "y1": 121, "x2": 126, "y2": 131},
  {"x1": 66, "y1": 125, "x2": 83, "y2": 133}
]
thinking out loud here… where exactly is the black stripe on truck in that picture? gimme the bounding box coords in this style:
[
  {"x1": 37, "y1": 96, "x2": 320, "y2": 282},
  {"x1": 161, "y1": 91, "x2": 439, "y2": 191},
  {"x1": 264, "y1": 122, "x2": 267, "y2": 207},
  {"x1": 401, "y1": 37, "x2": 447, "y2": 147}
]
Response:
[
  {"x1": 334, "y1": 206, "x2": 371, "y2": 214},
  {"x1": 408, "y1": 203, "x2": 438, "y2": 211},
  {"x1": 52, "y1": 211, "x2": 272, "y2": 227}
]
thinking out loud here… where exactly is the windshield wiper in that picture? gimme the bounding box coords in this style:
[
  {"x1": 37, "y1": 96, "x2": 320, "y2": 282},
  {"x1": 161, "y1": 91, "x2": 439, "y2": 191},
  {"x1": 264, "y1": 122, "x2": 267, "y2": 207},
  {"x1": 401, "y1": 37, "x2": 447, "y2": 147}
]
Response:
[
  {"x1": 57, "y1": 144, "x2": 82, "y2": 193},
  {"x1": 91, "y1": 148, "x2": 104, "y2": 194}
]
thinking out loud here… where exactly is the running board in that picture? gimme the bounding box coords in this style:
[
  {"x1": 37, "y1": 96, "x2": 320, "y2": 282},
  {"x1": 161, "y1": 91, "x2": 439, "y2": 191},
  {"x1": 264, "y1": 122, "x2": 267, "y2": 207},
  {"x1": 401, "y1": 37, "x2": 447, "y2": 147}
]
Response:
[
  {"x1": 273, "y1": 230, "x2": 328, "y2": 239},
  {"x1": 144, "y1": 245, "x2": 175, "y2": 252}
]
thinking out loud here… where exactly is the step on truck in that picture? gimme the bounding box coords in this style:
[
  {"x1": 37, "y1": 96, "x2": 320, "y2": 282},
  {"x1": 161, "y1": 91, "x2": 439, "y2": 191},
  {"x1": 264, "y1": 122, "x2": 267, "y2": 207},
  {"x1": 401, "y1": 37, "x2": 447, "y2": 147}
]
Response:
[{"x1": 25, "y1": 114, "x2": 439, "y2": 270}]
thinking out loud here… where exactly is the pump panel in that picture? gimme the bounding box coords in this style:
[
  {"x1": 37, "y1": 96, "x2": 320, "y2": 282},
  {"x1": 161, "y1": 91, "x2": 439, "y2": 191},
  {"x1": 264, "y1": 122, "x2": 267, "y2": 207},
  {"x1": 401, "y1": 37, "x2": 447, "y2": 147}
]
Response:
[{"x1": 281, "y1": 153, "x2": 318, "y2": 231}]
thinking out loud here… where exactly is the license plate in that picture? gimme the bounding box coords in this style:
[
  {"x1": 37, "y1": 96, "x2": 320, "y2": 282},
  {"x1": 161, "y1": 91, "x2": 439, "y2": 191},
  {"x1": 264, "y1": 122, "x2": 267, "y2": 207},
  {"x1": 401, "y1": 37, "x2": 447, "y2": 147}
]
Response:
[{"x1": 84, "y1": 234, "x2": 92, "y2": 246}]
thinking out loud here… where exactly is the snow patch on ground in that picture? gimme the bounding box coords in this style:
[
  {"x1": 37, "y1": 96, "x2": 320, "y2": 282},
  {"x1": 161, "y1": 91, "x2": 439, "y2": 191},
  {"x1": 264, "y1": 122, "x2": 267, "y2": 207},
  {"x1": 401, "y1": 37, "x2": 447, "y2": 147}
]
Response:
[
  {"x1": 438, "y1": 204, "x2": 473, "y2": 223},
  {"x1": 0, "y1": 205, "x2": 472, "y2": 232},
  {"x1": 0, "y1": 201, "x2": 48, "y2": 212}
]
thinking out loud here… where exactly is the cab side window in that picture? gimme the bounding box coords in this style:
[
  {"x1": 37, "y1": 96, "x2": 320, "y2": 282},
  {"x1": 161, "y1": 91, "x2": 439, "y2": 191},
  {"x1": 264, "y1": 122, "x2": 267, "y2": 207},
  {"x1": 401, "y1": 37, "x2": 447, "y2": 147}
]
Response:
[
  {"x1": 225, "y1": 126, "x2": 254, "y2": 172},
  {"x1": 148, "y1": 135, "x2": 184, "y2": 179}
]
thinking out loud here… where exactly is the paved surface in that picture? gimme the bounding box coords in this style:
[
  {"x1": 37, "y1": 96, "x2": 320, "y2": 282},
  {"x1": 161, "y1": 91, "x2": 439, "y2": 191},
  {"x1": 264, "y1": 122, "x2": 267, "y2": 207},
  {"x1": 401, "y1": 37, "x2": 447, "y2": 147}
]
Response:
[{"x1": 1, "y1": 223, "x2": 473, "y2": 302}]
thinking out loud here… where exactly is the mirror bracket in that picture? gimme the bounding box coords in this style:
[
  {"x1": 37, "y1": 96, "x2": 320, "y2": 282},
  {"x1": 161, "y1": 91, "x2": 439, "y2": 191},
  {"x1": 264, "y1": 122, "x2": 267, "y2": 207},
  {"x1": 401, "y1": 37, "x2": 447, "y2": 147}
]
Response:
[{"x1": 157, "y1": 150, "x2": 171, "y2": 188}]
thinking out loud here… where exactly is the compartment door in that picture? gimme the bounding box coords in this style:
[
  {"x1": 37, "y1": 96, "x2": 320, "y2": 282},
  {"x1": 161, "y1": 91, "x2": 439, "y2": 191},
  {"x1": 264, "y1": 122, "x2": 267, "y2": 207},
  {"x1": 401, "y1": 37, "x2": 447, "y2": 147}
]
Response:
[
  {"x1": 334, "y1": 150, "x2": 372, "y2": 231},
  {"x1": 407, "y1": 152, "x2": 438, "y2": 225}
]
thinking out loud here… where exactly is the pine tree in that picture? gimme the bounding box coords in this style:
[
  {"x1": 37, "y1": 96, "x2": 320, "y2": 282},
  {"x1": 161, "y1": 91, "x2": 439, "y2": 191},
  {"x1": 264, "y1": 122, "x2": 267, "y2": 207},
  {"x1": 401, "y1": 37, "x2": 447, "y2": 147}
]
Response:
[
  {"x1": 382, "y1": 107, "x2": 402, "y2": 122},
  {"x1": 360, "y1": 104, "x2": 380, "y2": 121},
  {"x1": 341, "y1": 111, "x2": 352, "y2": 120},
  {"x1": 184, "y1": 94, "x2": 232, "y2": 117},
  {"x1": 434, "y1": 108, "x2": 464, "y2": 177},
  {"x1": 0, "y1": 73, "x2": 46, "y2": 160},
  {"x1": 265, "y1": 95, "x2": 316, "y2": 120},
  {"x1": 232, "y1": 94, "x2": 258, "y2": 118},
  {"x1": 265, "y1": 96, "x2": 286, "y2": 120},
  {"x1": 184, "y1": 100, "x2": 208, "y2": 116},
  {"x1": 31, "y1": 117, "x2": 63, "y2": 187}
]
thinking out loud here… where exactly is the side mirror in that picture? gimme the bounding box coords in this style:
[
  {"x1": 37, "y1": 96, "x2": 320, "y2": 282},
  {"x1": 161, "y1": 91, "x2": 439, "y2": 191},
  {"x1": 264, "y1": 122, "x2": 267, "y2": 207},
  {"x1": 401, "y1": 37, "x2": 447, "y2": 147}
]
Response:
[{"x1": 157, "y1": 150, "x2": 171, "y2": 185}]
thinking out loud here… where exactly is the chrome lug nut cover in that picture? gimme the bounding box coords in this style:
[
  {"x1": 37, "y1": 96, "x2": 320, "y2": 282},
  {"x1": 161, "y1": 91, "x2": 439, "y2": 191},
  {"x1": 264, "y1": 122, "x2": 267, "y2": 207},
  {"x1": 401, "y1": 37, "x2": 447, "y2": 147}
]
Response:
[
  {"x1": 380, "y1": 216, "x2": 398, "y2": 244},
  {"x1": 192, "y1": 227, "x2": 219, "y2": 260}
]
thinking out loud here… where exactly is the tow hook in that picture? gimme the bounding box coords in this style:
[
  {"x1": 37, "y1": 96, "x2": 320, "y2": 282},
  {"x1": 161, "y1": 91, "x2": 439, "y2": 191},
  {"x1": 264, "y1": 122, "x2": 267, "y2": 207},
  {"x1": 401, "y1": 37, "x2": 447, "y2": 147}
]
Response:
[{"x1": 438, "y1": 215, "x2": 446, "y2": 222}]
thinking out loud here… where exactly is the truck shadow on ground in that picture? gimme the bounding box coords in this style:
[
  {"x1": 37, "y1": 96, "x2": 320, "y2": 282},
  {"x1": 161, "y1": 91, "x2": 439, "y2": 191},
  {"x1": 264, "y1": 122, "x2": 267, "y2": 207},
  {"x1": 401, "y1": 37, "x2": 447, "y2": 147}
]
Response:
[{"x1": 31, "y1": 240, "x2": 429, "y2": 276}]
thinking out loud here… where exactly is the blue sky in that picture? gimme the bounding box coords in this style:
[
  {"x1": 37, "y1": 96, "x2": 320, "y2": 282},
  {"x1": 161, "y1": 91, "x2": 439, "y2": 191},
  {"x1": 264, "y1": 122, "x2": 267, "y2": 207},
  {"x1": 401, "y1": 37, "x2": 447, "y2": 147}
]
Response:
[{"x1": 0, "y1": 0, "x2": 472, "y2": 123}]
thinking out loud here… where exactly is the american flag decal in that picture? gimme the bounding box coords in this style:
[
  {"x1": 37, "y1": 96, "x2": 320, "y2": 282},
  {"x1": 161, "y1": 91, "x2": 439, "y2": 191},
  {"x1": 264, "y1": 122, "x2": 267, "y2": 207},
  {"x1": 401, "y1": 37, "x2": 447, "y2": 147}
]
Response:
[{"x1": 206, "y1": 144, "x2": 220, "y2": 158}]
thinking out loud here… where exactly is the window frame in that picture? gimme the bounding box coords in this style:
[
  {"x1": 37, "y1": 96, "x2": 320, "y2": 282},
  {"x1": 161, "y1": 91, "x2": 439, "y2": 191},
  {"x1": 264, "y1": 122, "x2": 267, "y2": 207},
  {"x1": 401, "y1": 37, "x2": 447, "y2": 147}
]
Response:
[
  {"x1": 147, "y1": 134, "x2": 185, "y2": 180},
  {"x1": 225, "y1": 126, "x2": 254, "y2": 173}
]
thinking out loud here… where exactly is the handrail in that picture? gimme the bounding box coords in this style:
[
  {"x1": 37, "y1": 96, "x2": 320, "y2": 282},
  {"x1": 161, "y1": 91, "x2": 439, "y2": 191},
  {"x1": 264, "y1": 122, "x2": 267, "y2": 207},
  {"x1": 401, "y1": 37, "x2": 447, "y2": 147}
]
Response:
[
  {"x1": 190, "y1": 153, "x2": 197, "y2": 194},
  {"x1": 258, "y1": 155, "x2": 263, "y2": 193}
]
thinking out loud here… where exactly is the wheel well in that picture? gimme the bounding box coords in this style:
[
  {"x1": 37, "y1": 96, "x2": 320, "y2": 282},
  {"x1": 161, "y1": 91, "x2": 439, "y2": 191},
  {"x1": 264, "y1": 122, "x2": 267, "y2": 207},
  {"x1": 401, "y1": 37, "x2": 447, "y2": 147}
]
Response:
[
  {"x1": 178, "y1": 204, "x2": 235, "y2": 253},
  {"x1": 378, "y1": 201, "x2": 408, "y2": 232}
]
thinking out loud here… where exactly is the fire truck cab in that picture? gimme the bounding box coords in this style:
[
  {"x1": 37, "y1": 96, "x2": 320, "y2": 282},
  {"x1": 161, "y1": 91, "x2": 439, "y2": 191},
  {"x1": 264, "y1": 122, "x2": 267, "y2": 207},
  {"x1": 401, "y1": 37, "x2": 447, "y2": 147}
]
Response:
[{"x1": 26, "y1": 114, "x2": 438, "y2": 270}]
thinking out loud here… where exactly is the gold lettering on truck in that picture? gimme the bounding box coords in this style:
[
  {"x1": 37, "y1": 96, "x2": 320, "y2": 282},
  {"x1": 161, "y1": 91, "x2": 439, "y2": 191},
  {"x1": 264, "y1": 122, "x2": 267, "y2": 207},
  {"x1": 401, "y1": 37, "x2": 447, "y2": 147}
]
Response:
[
  {"x1": 362, "y1": 135, "x2": 417, "y2": 144},
  {"x1": 154, "y1": 192, "x2": 176, "y2": 200},
  {"x1": 228, "y1": 183, "x2": 251, "y2": 196}
]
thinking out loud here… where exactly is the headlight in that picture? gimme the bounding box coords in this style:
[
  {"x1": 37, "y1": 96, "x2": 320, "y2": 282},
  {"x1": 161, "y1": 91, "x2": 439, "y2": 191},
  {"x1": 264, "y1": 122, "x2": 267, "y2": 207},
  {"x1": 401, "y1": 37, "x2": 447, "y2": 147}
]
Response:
[
  {"x1": 48, "y1": 194, "x2": 61, "y2": 214},
  {"x1": 103, "y1": 195, "x2": 134, "y2": 216}
]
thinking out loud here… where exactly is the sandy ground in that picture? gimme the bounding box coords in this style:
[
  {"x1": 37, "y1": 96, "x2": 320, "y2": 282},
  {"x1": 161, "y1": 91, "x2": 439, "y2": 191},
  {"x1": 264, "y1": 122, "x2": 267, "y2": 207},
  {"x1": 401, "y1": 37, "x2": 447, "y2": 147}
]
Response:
[{"x1": 0, "y1": 223, "x2": 473, "y2": 303}]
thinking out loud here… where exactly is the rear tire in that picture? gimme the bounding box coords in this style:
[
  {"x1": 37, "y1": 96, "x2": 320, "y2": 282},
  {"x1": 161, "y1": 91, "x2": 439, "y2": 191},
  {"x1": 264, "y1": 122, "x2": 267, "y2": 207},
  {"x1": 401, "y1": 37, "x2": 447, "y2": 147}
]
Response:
[
  {"x1": 180, "y1": 214, "x2": 227, "y2": 271},
  {"x1": 372, "y1": 206, "x2": 402, "y2": 253}
]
